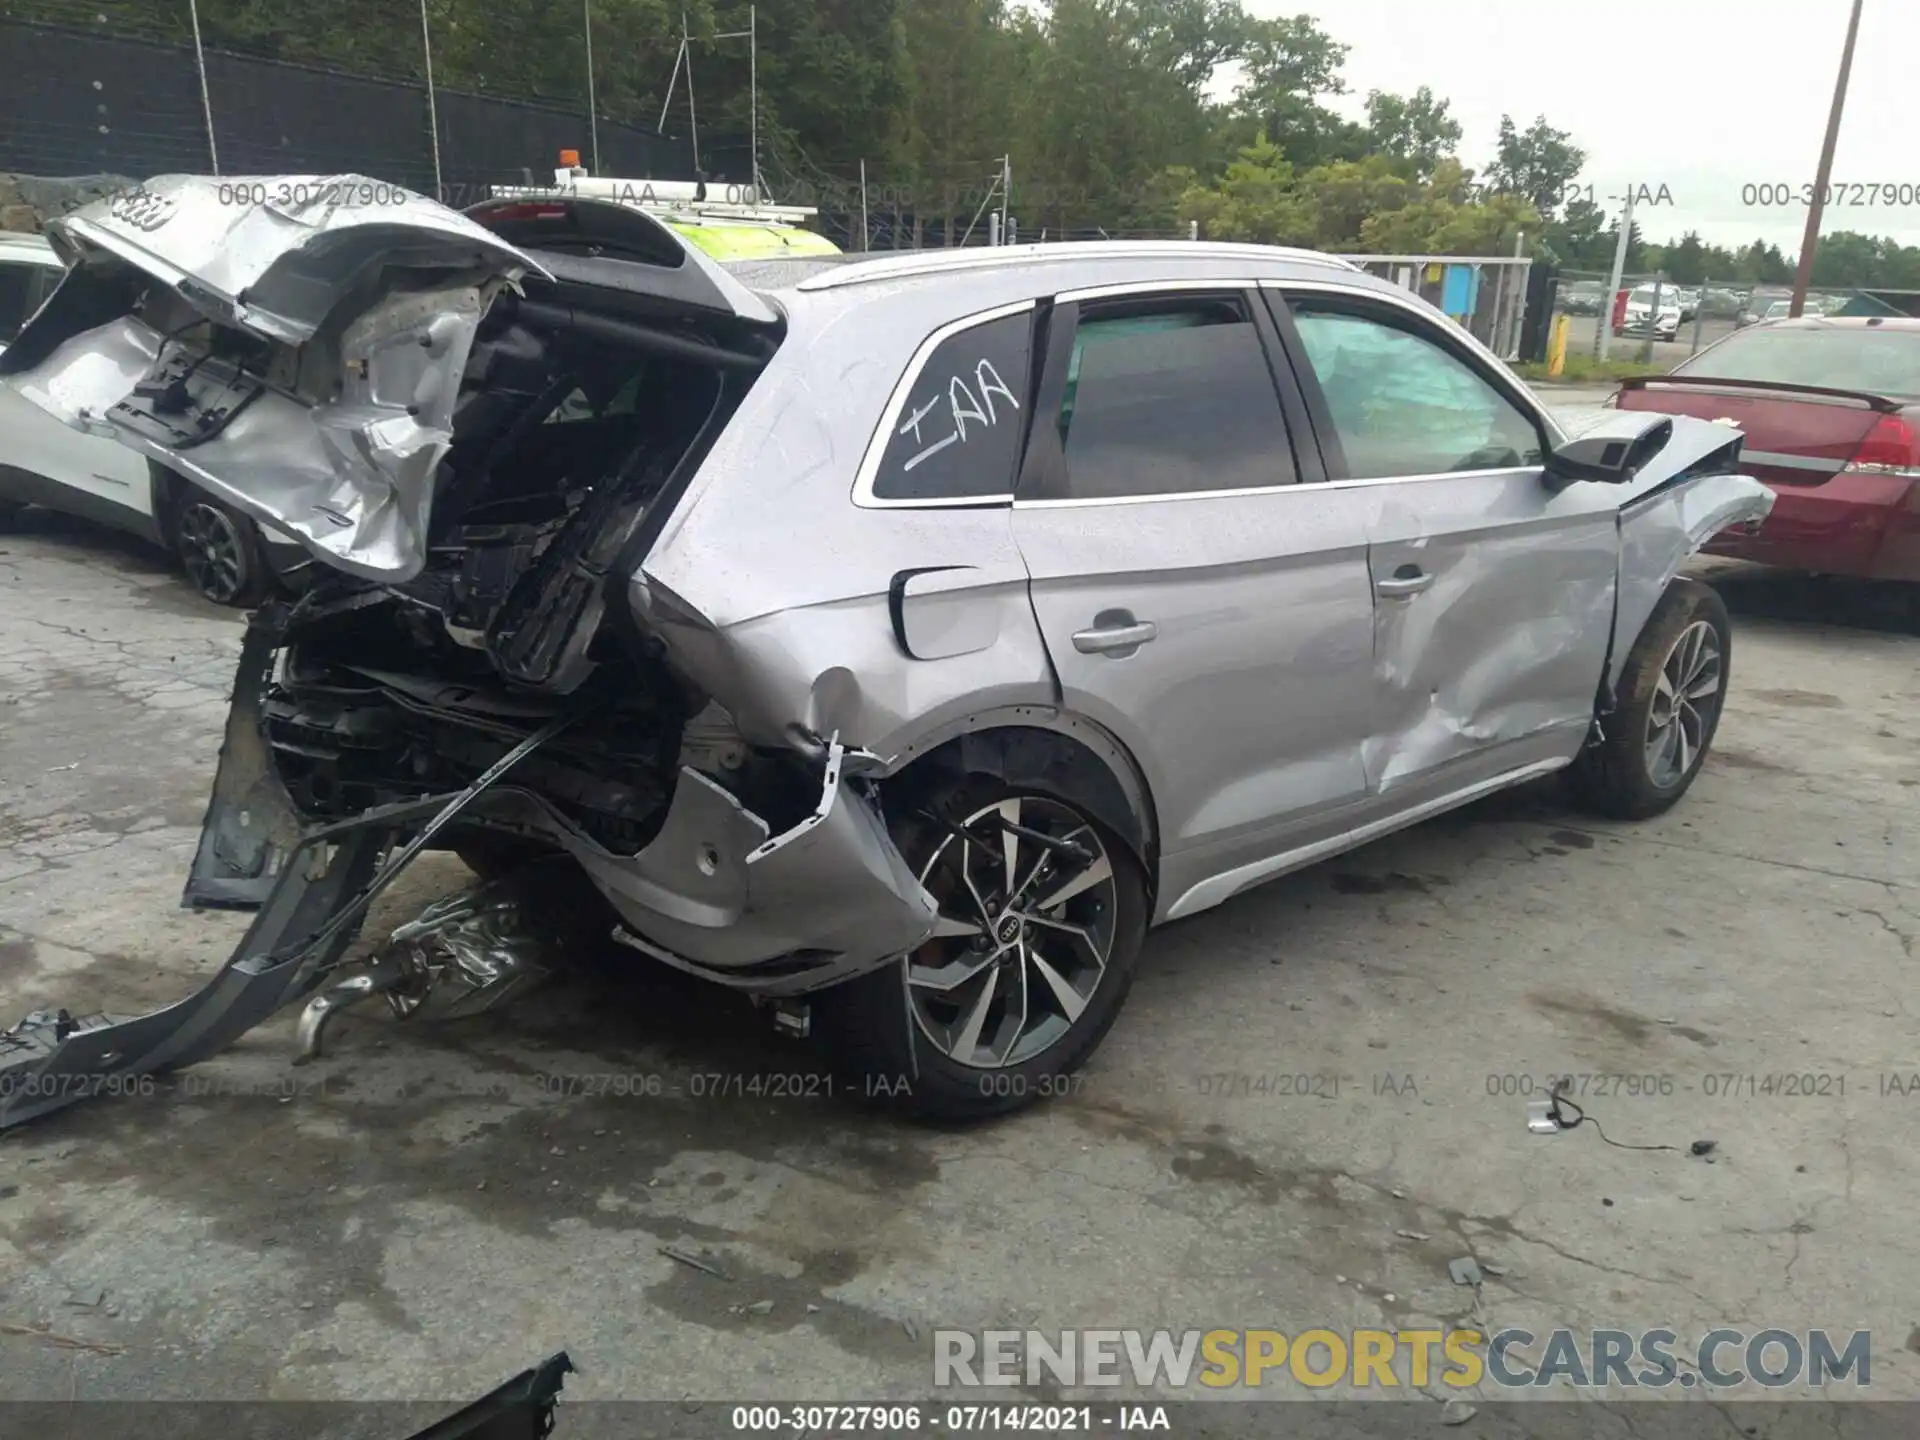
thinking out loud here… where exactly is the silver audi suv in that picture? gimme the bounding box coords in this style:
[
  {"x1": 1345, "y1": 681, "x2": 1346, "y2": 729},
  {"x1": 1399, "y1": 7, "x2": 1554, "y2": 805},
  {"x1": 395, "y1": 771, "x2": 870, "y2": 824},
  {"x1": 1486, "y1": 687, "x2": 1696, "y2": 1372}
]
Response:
[{"x1": 0, "y1": 176, "x2": 1771, "y2": 1124}]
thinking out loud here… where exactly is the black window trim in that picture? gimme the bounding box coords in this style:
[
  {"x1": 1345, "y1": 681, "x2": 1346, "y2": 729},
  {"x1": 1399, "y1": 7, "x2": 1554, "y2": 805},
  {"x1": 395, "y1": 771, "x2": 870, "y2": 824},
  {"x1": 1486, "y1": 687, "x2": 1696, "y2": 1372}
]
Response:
[
  {"x1": 1013, "y1": 281, "x2": 1313, "y2": 506},
  {"x1": 1264, "y1": 279, "x2": 1559, "y2": 485},
  {"x1": 852, "y1": 297, "x2": 1038, "y2": 509}
]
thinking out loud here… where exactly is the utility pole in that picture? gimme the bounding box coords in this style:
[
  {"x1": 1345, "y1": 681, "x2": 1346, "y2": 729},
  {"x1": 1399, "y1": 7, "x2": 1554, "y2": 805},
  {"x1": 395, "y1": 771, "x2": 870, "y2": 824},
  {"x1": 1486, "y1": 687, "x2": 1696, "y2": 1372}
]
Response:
[
  {"x1": 1597, "y1": 184, "x2": 1637, "y2": 361},
  {"x1": 418, "y1": 0, "x2": 442, "y2": 197},
  {"x1": 750, "y1": 5, "x2": 758, "y2": 200},
  {"x1": 188, "y1": 0, "x2": 219, "y2": 174},
  {"x1": 1791, "y1": 0, "x2": 1865, "y2": 317},
  {"x1": 583, "y1": 0, "x2": 600, "y2": 175}
]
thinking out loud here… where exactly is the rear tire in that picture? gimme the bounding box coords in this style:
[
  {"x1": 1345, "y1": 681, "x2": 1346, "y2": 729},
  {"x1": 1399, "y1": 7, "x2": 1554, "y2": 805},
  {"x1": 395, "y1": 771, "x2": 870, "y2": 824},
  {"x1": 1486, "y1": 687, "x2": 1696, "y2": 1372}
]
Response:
[
  {"x1": 812, "y1": 775, "x2": 1148, "y2": 1122},
  {"x1": 1568, "y1": 579, "x2": 1731, "y2": 820},
  {"x1": 174, "y1": 493, "x2": 270, "y2": 607},
  {"x1": 0, "y1": 501, "x2": 23, "y2": 531}
]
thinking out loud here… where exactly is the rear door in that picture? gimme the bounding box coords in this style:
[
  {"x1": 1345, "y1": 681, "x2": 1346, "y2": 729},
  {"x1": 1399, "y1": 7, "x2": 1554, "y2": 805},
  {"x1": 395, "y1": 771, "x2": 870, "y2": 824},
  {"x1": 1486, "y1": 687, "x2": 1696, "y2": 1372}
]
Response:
[
  {"x1": 1010, "y1": 282, "x2": 1380, "y2": 922},
  {"x1": 1270, "y1": 284, "x2": 1621, "y2": 803}
]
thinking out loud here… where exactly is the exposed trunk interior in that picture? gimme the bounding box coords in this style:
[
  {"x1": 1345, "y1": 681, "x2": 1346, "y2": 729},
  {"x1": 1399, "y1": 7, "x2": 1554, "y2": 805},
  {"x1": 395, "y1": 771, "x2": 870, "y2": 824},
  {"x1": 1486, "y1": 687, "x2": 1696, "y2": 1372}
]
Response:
[{"x1": 258, "y1": 266, "x2": 777, "y2": 855}]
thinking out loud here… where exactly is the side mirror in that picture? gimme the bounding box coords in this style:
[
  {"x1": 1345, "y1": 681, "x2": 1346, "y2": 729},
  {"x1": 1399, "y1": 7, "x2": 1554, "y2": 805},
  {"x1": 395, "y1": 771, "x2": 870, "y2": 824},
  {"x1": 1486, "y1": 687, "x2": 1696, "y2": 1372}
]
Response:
[{"x1": 1544, "y1": 415, "x2": 1674, "y2": 493}]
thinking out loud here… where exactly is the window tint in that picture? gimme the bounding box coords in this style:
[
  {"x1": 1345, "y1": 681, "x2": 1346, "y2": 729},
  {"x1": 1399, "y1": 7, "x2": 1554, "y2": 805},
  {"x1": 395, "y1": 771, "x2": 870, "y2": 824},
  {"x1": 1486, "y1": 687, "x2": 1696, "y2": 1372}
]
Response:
[
  {"x1": 1289, "y1": 303, "x2": 1544, "y2": 478},
  {"x1": 872, "y1": 309, "x2": 1032, "y2": 501},
  {"x1": 0, "y1": 261, "x2": 54, "y2": 344},
  {"x1": 1056, "y1": 294, "x2": 1296, "y2": 499}
]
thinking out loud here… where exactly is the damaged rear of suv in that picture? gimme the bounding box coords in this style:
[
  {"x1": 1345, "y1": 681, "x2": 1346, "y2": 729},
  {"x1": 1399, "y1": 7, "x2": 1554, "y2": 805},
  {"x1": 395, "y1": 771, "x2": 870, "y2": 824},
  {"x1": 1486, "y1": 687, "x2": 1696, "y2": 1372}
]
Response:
[
  {"x1": 0, "y1": 177, "x2": 1774, "y2": 1129},
  {"x1": 0, "y1": 176, "x2": 969, "y2": 1120}
]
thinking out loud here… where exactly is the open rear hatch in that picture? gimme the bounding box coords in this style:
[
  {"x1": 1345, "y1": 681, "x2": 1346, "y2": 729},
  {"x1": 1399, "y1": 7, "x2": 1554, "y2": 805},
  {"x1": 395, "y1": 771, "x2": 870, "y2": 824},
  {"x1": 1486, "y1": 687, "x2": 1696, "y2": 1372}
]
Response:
[{"x1": 0, "y1": 174, "x2": 777, "y2": 581}]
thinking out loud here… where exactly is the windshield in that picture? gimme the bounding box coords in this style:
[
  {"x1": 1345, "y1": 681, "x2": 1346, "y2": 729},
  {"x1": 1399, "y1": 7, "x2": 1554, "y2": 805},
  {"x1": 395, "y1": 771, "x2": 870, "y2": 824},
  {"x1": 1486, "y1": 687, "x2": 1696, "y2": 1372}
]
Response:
[{"x1": 1675, "y1": 324, "x2": 1920, "y2": 396}]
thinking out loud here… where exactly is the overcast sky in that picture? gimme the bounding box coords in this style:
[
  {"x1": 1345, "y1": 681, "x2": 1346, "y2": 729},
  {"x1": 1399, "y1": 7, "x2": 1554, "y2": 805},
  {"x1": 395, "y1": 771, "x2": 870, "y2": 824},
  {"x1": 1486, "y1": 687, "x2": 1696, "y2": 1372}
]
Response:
[{"x1": 1248, "y1": 0, "x2": 1920, "y2": 253}]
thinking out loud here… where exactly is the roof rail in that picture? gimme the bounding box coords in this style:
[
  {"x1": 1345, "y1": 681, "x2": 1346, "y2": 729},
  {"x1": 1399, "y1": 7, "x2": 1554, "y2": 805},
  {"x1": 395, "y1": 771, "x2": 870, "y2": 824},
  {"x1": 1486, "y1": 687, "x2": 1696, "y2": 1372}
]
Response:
[{"x1": 793, "y1": 240, "x2": 1360, "y2": 292}]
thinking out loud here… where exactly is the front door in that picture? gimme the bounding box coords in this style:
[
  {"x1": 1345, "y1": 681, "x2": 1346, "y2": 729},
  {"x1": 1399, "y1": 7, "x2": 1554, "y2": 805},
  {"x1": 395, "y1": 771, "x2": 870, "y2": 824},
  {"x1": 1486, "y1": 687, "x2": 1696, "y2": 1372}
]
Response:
[
  {"x1": 1271, "y1": 286, "x2": 1622, "y2": 804},
  {"x1": 1010, "y1": 284, "x2": 1381, "y2": 923}
]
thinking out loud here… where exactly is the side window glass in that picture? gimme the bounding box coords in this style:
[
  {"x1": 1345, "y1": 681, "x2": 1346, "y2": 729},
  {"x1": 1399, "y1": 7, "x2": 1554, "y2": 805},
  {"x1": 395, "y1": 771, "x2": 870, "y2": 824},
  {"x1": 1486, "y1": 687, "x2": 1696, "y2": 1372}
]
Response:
[
  {"x1": 0, "y1": 262, "x2": 48, "y2": 344},
  {"x1": 1289, "y1": 303, "x2": 1544, "y2": 478},
  {"x1": 871, "y1": 310, "x2": 1032, "y2": 501},
  {"x1": 1057, "y1": 294, "x2": 1296, "y2": 499}
]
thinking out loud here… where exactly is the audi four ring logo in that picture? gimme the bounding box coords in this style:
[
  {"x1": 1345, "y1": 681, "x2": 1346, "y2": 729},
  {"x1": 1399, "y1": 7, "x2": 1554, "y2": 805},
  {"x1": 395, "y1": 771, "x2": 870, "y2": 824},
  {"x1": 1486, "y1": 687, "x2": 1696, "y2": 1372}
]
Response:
[{"x1": 106, "y1": 186, "x2": 177, "y2": 231}]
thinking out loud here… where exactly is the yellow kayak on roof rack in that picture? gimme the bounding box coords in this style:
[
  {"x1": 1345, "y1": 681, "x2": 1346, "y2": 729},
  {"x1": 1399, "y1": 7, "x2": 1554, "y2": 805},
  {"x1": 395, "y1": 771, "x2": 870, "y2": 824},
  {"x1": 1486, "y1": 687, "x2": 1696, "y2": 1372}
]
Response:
[{"x1": 665, "y1": 215, "x2": 842, "y2": 260}]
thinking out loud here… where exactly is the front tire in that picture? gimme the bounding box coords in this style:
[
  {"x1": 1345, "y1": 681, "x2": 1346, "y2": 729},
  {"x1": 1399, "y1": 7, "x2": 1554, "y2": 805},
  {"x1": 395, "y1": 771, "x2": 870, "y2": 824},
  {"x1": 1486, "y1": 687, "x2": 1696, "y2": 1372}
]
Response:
[
  {"x1": 175, "y1": 494, "x2": 270, "y2": 607},
  {"x1": 0, "y1": 500, "x2": 23, "y2": 531},
  {"x1": 1568, "y1": 579, "x2": 1731, "y2": 820},
  {"x1": 812, "y1": 776, "x2": 1148, "y2": 1121}
]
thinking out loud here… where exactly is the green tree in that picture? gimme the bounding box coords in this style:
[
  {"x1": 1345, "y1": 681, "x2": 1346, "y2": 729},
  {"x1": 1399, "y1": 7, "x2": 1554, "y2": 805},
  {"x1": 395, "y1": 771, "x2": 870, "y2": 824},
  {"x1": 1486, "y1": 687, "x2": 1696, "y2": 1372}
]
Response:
[
  {"x1": 1177, "y1": 132, "x2": 1314, "y2": 244},
  {"x1": 1538, "y1": 195, "x2": 1609, "y2": 269},
  {"x1": 1298, "y1": 154, "x2": 1410, "y2": 249},
  {"x1": 1215, "y1": 13, "x2": 1365, "y2": 171},
  {"x1": 1485, "y1": 114, "x2": 1585, "y2": 220},
  {"x1": 1363, "y1": 86, "x2": 1461, "y2": 183}
]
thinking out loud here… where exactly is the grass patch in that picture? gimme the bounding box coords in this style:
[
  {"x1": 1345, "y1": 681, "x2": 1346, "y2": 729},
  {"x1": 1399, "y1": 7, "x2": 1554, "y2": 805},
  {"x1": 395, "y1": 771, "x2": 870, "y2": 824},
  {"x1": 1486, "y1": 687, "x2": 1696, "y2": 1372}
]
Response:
[{"x1": 1515, "y1": 355, "x2": 1668, "y2": 384}]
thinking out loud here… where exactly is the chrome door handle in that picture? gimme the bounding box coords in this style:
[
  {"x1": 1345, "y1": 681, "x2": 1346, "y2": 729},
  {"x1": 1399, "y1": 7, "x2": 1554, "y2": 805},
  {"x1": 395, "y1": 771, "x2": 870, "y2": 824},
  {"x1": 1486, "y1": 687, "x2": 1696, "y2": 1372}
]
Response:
[
  {"x1": 1375, "y1": 570, "x2": 1435, "y2": 598},
  {"x1": 1072, "y1": 620, "x2": 1157, "y2": 655}
]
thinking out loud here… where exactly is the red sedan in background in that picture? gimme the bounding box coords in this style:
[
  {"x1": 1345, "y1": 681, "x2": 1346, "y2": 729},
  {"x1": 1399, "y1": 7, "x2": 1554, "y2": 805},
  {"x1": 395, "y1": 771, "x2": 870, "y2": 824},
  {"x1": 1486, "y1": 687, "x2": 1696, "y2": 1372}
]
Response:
[{"x1": 1610, "y1": 317, "x2": 1920, "y2": 584}]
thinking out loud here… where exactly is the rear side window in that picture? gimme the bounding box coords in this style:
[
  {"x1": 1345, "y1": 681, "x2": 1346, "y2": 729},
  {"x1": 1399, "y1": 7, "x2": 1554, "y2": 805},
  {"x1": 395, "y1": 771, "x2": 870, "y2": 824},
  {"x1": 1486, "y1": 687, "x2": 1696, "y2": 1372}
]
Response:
[
  {"x1": 1056, "y1": 293, "x2": 1297, "y2": 499},
  {"x1": 871, "y1": 309, "x2": 1033, "y2": 501}
]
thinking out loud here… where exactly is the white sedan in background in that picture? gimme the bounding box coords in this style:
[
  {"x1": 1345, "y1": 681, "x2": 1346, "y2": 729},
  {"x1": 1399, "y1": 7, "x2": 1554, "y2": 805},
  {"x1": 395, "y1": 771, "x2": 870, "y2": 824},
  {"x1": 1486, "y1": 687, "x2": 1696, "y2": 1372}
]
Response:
[{"x1": 0, "y1": 230, "x2": 308, "y2": 604}]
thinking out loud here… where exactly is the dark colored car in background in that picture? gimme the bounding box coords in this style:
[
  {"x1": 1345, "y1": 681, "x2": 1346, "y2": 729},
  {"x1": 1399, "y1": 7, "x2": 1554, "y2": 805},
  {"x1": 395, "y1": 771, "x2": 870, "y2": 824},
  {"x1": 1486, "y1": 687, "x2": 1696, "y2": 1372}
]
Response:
[{"x1": 1612, "y1": 317, "x2": 1920, "y2": 583}]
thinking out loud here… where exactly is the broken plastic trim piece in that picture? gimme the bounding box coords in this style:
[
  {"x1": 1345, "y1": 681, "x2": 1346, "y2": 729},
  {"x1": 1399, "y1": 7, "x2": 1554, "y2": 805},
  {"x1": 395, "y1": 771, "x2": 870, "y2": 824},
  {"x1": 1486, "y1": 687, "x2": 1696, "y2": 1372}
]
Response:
[
  {"x1": 745, "y1": 732, "x2": 842, "y2": 863},
  {"x1": 403, "y1": 1350, "x2": 574, "y2": 1440},
  {"x1": 0, "y1": 717, "x2": 575, "y2": 1131}
]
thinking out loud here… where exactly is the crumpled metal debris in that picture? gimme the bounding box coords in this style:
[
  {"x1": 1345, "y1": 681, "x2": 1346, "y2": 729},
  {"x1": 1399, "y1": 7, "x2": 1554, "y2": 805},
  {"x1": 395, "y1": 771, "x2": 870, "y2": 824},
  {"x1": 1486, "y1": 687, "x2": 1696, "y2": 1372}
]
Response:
[{"x1": 297, "y1": 856, "x2": 603, "y2": 1059}]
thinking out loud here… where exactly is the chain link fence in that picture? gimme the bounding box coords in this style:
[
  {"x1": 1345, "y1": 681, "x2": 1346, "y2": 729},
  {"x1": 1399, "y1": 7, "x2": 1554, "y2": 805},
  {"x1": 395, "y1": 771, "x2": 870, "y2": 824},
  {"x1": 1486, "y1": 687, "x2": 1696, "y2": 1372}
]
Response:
[
  {"x1": 1541, "y1": 266, "x2": 1861, "y2": 372},
  {"x1": 0, "y1": 0, "x2": 701, "y2": 222}
]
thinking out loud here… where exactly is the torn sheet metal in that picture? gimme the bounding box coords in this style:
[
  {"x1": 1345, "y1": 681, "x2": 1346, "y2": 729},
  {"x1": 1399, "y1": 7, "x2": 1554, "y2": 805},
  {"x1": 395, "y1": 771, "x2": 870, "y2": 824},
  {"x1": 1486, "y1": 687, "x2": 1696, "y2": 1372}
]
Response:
[
  {"x1": 1612, "y1": 470, "x2": 1774, "y2": 693},
  {"x1": 0, "y1": 175, "x2": 549, "y2": 581},
  {"x1": 31, "y1": 173, "x2": 547, "y2": 346},
  {"x1": 585, "y1": 738, "x2": 939, "y2": 996}
]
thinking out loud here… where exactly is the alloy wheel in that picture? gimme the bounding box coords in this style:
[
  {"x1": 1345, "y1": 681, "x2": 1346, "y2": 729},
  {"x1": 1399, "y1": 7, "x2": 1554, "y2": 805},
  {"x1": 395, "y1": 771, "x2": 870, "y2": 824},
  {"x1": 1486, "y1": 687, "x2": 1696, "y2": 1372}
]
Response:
[
  {"x1": 177, "y1": 501, "x2": 248, "y2": 604},
  {"x1": 906, "y1": 795, "x2": 1118, "y2": 1069},
  {"x1": 1643, "y1": 619, "x2": 1723, "y2": 789}
]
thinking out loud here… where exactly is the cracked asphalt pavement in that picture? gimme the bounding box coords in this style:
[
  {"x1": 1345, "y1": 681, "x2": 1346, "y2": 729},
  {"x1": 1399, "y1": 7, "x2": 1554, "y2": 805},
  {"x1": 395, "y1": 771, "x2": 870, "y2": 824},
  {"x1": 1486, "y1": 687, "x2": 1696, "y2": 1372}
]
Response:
[{"x1": 1, "y1": 509, "x2": 1916, "y2": 1409}]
